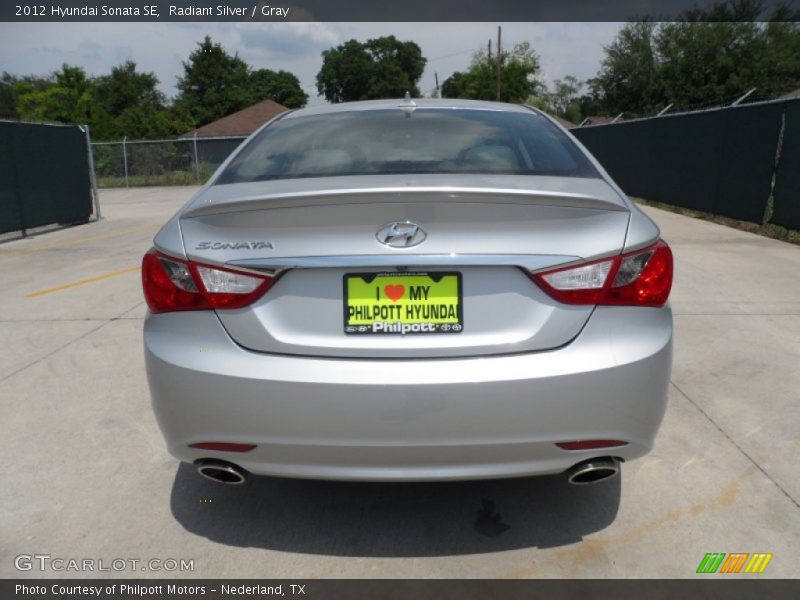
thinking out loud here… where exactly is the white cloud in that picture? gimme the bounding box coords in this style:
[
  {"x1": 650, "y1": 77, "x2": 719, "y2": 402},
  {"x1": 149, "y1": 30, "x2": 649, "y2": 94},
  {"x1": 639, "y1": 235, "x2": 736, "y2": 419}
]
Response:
[{"x1": 236, "y1": 22, "x2": 340, "y2": 57}]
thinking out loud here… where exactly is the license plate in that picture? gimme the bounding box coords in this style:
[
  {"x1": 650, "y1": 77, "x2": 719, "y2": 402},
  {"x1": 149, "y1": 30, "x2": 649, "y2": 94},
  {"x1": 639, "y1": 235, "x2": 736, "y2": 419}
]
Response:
[{"x1": 343, "y1": 272, "x2": 463, "y2": 335}]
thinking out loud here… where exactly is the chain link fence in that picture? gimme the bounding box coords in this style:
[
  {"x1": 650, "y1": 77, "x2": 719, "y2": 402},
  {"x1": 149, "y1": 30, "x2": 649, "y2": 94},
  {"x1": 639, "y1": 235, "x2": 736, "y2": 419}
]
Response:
[{"x1": 91, "y1": 135, "x2": 247, "y2": 188}]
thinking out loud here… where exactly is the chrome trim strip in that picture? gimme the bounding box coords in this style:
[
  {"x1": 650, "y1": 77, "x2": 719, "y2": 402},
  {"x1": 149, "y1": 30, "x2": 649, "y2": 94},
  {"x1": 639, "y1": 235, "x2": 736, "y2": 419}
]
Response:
[{"x1": 225, "y1": 254, "x2": 582, "y2": 276}]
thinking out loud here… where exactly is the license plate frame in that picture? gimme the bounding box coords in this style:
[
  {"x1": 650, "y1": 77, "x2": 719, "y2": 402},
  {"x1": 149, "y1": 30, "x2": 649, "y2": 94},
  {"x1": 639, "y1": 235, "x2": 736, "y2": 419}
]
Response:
[{"x1": 343, "y1": 271, "x2": 463, "y2": 335}]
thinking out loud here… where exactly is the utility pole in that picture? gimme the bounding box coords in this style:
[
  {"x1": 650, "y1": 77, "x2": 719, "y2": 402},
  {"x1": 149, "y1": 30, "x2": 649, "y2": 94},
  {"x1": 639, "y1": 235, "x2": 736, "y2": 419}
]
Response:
[
  {"x1": 488, "y1": 39, "x2": 491, "y2": 62},
  {"x1": 496, "y1": 26, "x2": 502, "y2": 101},
  {"x1": 434, "y1": 72, "x2": 440, "y2": 98}
]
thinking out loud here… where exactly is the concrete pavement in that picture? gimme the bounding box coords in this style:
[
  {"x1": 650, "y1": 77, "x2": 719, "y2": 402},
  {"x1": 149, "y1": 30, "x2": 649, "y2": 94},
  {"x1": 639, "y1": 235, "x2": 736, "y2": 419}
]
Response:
[{"x1": 0, "y1": 187, "x2": 798, "y2": 578}]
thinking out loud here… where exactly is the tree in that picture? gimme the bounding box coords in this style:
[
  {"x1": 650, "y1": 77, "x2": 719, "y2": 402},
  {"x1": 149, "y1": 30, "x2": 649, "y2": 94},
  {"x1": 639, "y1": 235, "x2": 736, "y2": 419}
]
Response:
[
  {"x1": 0, "y1": 73, "x2": 19, "y2": 119},
  {"x1": 441, "y1": 42, "x2": 544, "y2": 104},
  {"x1": 549, "y1": 76, "x2": 582, "y2": 117},
  {"x1": 316, "y1": 36, "x2": 426, "y2": 102},
  {"x1": 440, "y1": 71, "x2": 469, "y2": 100},
  {"x1": 656, "y1": 21, "x2": 766, "y2": 109},
  {"x1": 591, "y1": 1, "x2": 800, "y2": 116},
  {"x1": 592, "y1": 21, "x2": 662, "y2": 116},
  {"x1": 4, "y1": 37, "x2": 308, "y2": 139},
  {"x1": 15, "y1": 64, "x2": 94, "y2": 124},
  {"x1": 90, "y1": 61, "x2": 177, "y2": 139},
  {"x1": 176, "y1": 36, "x2": 253, "y2": 126},
  {"x1": 177, "y1": 36, "x2": 308, "y2": 125},
  {"x1": 248, "y1": 69, "x2": 308, "y2": 109},
  {"x1": 757, "y1": 21, "x2": 800, "y2": 98},
  {"x1": 1, "y1": 72, "x2": 55, "y2": 119},
  {"x1": 531, "y1": 75, "x2": 585, "y2": 123},
  {"x1": 8, "y1": 61, "x2": 193, "y2": 140},
  {"x1": 573, "y1": 91, "x2": 605, "y2": 122},
  {"x1": 94, "y1": 61, "x2": 165, "y2": 116}
]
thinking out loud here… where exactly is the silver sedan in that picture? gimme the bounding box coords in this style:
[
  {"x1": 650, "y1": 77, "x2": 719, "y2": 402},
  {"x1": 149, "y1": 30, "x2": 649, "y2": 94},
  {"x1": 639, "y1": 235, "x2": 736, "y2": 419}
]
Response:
[{"x1": 142, "y1": 99, "x2": 673, "y2": 486}]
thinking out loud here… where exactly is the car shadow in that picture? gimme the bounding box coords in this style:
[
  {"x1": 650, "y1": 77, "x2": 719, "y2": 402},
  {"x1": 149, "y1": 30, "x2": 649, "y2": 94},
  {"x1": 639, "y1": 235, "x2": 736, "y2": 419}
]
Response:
[{"x1": 169, "y1": 463, "x2": 621, "y2": 557}]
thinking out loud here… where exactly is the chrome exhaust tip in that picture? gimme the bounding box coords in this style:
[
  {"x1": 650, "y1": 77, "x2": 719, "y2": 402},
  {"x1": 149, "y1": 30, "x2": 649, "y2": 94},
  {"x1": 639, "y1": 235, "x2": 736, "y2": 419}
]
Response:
[
  {"x1": 196, "y1": 459, "x2": 247, "y2": 485},
  {"x1": 566, "y1": 457, "x2": 620, "y2": 485}
]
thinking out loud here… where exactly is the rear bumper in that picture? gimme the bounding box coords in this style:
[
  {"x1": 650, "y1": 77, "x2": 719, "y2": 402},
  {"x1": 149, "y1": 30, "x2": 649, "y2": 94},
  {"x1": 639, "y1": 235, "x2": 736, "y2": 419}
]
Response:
[{"x1": 144, "y1": 306, "x2": 672, "y2": 481}]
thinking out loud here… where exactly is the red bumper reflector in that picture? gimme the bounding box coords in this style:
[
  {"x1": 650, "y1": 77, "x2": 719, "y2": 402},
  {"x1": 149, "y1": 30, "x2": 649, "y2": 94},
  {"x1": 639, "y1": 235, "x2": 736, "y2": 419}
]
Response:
[
  {"x1": 556, "y1": 440, "x2": 628, "y2": 451},
  {"x1": 189, "y1": 442, "x2": 257, "y2": 453}
]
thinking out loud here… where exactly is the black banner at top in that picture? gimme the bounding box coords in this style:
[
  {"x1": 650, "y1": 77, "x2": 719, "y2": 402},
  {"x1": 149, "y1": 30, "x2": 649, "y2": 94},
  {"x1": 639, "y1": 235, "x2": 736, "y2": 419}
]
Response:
[{"x1": 2, "y1": 0, "x2": 799, "y2": 22}]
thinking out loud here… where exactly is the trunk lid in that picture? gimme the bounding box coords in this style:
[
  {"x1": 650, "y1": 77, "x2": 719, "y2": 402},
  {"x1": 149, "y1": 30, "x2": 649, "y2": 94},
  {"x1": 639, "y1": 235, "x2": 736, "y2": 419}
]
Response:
[{"x1": 177, "y1": 175, "x2": 630, "y2": 358}]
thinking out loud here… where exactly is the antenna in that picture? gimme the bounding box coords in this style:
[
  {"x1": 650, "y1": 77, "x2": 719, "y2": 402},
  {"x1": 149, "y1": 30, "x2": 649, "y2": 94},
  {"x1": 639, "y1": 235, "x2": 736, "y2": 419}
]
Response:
[{"x1": 400, "y1": 91, "x2": 417, "y2": 117}]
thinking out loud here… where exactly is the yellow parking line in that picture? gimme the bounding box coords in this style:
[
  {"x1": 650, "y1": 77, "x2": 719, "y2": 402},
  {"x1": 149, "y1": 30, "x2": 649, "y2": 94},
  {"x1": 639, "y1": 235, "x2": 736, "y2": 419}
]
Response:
[
  {"x1": 1, "y1": 225, "x2": 153, "y2": 258},
  {"x1": 26, "y1": 266, "x2": 140, "y2": 298}
]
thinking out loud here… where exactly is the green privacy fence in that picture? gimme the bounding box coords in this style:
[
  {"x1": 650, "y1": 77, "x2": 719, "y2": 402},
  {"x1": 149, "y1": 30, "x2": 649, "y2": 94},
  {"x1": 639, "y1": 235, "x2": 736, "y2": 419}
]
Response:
[
  {"x1": 571, "y1": 99, "x2": 800, "y2": 229},
  {"x1": 0, "y1": 120, "x2": 97, "y2": 236},
  {"x1": 771, "y1": 101, "x2": 800, "y2": 230}
]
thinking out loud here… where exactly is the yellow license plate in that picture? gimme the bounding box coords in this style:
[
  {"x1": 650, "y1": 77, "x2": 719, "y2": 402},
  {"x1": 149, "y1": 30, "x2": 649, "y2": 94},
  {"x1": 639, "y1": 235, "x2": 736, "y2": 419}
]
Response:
[{"x1": 343, "y1": 272, "x2": 463, "y2": 335}]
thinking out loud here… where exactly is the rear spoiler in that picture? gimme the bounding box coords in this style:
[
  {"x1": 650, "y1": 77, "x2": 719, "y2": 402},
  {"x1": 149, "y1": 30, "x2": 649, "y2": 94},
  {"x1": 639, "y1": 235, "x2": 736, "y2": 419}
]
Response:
[{"x1": 182, "y1": 186, "x2": 629, "y2": 219}]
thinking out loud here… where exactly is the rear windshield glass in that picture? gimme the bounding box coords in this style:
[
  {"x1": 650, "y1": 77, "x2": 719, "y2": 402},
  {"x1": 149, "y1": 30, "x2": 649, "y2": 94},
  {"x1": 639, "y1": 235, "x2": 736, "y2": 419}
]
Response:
[{"x1": 215, "y1": 108, "x2": 598, "y2": 184}]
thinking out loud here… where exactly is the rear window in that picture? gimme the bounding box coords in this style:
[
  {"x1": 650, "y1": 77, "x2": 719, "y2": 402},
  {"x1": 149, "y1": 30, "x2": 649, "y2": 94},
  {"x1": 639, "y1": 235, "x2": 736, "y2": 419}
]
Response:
[{"x1": 216, "y1": 108, "x2": 598, "y2": 184}]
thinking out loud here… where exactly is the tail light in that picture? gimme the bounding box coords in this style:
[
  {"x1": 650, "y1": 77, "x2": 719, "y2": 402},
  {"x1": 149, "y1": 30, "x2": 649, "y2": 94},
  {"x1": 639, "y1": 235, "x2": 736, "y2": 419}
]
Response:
[
  {"x1": 531, "y1": 239, "x2": 673, "y2": 307},
  {"x1": 142, "y1": 249, "x2": 275, "y2": 313}
]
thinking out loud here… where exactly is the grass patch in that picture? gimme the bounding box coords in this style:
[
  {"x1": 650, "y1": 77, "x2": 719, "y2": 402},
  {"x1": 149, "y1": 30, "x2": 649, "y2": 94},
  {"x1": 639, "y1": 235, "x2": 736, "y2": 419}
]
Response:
[
  {"x1": 633, "y1": 197, "x2": 800, "y2": 246},
  {"x1": 97, "y1": 166, "x2": 213, "y2": 188}
]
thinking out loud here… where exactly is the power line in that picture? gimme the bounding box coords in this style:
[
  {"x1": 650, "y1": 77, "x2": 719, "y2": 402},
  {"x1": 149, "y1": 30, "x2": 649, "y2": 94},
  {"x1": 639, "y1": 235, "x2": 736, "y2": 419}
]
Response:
[{"x1": 427, "y1": 47, "x2": 477, "y2": 62}]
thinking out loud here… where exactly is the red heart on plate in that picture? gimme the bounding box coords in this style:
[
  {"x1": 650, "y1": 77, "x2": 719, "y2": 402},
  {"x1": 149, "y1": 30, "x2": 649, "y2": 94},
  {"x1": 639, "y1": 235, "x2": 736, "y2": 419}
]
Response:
[{"x1": 384, "y1": 284, "x2": 405, "y2": 302}]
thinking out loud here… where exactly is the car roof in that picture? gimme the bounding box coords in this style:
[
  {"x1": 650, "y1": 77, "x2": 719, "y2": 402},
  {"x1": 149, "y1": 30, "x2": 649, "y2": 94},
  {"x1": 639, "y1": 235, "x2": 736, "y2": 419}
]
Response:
[{"x1": 283, "y1": 98, "x2": 536, "y2": 119}]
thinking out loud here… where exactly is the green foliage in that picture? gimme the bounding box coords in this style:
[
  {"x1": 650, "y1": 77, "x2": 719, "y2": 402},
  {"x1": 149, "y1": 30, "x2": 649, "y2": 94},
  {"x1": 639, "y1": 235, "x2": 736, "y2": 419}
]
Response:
[
  {"x1": 176, "y1": 36, "x2": 253, "y2": 126},
  {"x1": 94, "y1": 60, "x2": 165, "y2": 116},
  {"x1": 573, "y1": 94, "x2": 605, "y2": 123},
  {"x1": 249, "y1": 69, "x2": 308, "y2": 109},
  {"x1": 531, "y1": 75, "x2": 586, "y2": 124},
  {"x1": 0, "y1": 73, "x2": 17, "y2": 119},
  {"x1": 441, "y1": 42, "x2": 544, "y2": 104},
  {"x1": 316, "y1": 36, "x2": 426, "y2": 102},
  {"x1": 176, "y1": 36, "x2": 307, "y2": 124},
  {"x1": 15, "y1": 64, "x2": 94, "y2": 124},
  {"x1": 91, "y1": 61, "x2": 181, "y2": 140},
  {"x1": 10, "y1": 62, "x2": 194, "y2": 140},
  {"x1": 97, "y1": 166, "x2": 215, "y2": 189},
  {"x1": 0, "y1": 72, "x2": 55, "y2": 120},
  {"x1": 591, "y1": 22, "x2": 663, "y2": 116},
  {"x1": 592, "y1": 1, "x2": 800, "y2": 116},
  {"x1": 755, "y1": 21, "x2": 800, "y2": 98},
  {"x1": 1, "y1": 35, "x2": 307, "y2": 140}
]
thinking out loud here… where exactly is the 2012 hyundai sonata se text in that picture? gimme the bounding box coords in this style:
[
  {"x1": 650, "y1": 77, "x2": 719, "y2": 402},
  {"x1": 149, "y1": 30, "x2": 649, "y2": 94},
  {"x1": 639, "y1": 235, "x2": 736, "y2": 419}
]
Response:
[{"x1": 142, "y1": 99, "x2": 673, "y2": 486}]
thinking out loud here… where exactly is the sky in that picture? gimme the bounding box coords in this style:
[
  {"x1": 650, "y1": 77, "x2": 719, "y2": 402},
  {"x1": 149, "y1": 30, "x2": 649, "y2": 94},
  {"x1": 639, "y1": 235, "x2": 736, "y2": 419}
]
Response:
[{"x1": 0, "y1": 22, "x2": 623, "y2": 105}]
